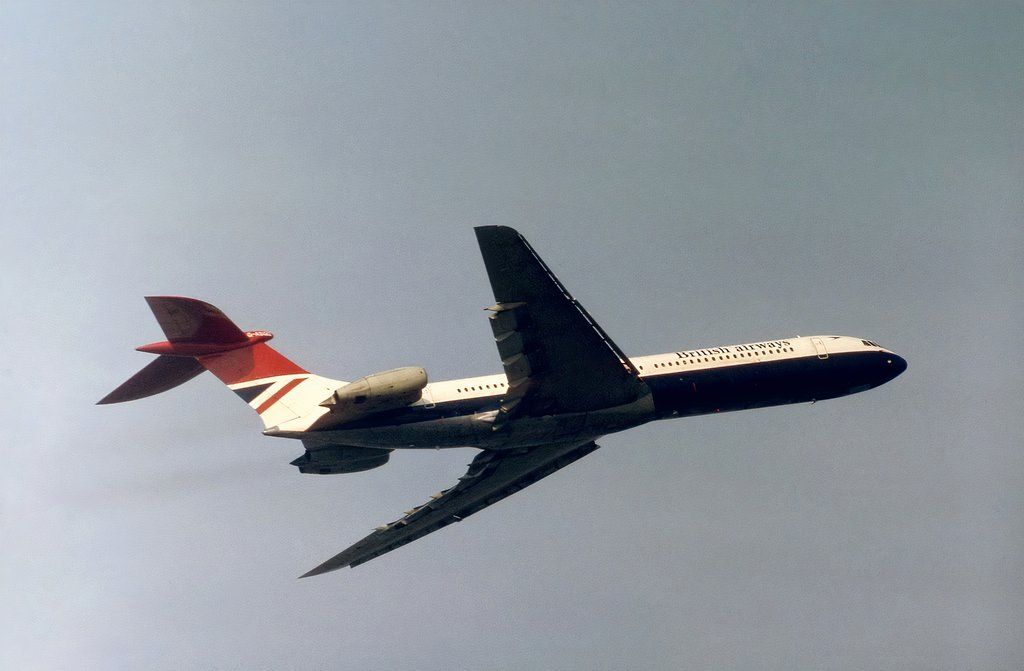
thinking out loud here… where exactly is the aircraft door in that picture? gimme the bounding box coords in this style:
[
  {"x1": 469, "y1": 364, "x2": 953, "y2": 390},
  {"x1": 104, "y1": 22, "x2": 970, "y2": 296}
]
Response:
[
  {"x1": 420, "y1": 387, "x2": 435, "y2": 408},
  {"x1": 811, "y1": 337, "x2": 829, "y2": 359}
]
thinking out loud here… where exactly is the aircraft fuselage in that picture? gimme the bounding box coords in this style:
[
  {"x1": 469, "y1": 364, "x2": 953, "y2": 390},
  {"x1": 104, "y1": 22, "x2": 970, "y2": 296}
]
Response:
[{"x1": 282, "y1": 335, "x2": 906, "y2": 451}]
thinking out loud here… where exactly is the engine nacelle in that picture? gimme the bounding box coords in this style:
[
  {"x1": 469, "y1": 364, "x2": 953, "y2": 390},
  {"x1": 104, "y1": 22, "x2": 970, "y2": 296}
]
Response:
[
  {"x1": 291, "y1": 446, "x2": 392, "y2": 475},
  {"x1": 320, "y1": 366, "x2": 428, "y2": 424}
]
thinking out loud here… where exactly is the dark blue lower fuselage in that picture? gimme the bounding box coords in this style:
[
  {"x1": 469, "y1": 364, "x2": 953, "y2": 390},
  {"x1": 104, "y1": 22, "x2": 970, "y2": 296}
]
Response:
[{"x1": 644, "y1": 350, "x2": 904, "y2": 419}]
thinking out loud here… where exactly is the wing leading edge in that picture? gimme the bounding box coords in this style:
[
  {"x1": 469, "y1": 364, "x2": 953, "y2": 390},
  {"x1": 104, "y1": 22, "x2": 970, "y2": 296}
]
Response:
[{"x1": 300, "y1": 440, "x2": 600, "y2": 577}]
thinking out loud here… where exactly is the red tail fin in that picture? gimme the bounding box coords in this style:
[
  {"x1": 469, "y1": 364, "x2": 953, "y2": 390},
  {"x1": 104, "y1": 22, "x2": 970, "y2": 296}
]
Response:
[
  {"x1": 98, "y1": 297, "x2": 307, "y2": 404},
  {"x1": 198, "y1": 343, "x2": 306, "y2": 385}
]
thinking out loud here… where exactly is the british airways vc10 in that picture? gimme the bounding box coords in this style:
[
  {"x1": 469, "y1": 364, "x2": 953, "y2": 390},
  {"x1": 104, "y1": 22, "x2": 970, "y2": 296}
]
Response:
[{"x1": 100, "y1": 226, "x2": 907, "y2": 577}]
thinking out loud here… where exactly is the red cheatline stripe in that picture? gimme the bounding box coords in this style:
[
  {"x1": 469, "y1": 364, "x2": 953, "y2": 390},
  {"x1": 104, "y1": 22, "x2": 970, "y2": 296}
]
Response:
[{"x1": 256, "y1": 377, "x2": 306, "y2": 414}]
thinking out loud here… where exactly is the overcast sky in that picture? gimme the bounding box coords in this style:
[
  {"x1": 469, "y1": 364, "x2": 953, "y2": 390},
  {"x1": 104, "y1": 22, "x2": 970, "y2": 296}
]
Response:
[{"x1": 2, "y1": 2, "x2": 1022, "y2": 669}]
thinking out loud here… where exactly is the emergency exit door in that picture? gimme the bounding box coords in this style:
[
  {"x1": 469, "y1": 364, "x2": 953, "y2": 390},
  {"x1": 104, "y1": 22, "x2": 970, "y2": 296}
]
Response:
[{"x1": 811, "y1": 337, "x2": 829, "y2": 359}]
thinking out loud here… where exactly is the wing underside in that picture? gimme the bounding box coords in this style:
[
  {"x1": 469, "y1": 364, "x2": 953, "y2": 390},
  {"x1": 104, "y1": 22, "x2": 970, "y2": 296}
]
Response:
[
  {"x1": 300, "y1": 440, "x2": 600, "y2": 577},
  {"x1": 474, "y1": 225, "x2": 647, "y2": 420}
]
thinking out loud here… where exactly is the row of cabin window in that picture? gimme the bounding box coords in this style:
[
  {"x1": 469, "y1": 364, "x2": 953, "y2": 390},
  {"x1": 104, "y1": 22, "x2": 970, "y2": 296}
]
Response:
[
  {"x1": 456, "y1": 381, "x2": 508, "y2": 394},
  {"x1": 645, "y1": 347, "x2": 796, "y2": 369},
  {"x1": 453, "y1": 345, "x2": 797, "y2": 389}
]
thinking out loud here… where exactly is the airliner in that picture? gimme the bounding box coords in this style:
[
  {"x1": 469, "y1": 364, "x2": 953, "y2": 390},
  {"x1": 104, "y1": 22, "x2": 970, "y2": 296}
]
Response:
[{"x1": 100, "y1": 226, "x2": 906, "y2": 577}]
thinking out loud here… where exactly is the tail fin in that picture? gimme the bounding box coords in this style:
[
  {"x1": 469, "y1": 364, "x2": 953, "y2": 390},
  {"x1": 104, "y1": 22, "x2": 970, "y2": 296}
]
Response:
[{"x1": 99, "y1": 297, "x2": 342, "y2": 430}]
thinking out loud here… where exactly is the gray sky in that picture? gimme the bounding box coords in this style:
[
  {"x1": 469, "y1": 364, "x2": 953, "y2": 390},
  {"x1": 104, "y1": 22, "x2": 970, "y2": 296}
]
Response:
[{"x1": 2, "y1": 2, "x2": 1022, "y2": 669}]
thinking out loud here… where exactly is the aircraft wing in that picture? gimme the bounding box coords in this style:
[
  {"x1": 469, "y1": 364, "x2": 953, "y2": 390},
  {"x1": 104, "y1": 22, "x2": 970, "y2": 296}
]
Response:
[
  {"x1": 299, "y1": 440, "x2": 600, "y2": 577},
  {"x1": 474, "y1": 226, "x2": 647, "y2": 420}
]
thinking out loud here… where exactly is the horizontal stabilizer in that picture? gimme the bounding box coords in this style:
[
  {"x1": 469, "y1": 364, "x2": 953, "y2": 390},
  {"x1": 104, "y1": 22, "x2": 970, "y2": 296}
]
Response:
[
  {"x1": 97, "y1": 355, "x2": 205, "y2": 404},
  {"x1": 145, "y1": 296, "x2": 249, "y2": 344}
]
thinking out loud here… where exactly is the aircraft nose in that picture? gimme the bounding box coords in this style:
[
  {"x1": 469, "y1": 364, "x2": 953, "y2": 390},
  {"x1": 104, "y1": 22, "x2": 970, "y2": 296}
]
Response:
[{"x1": 883, "y1": 353, "x2": 907, "y2": 380}]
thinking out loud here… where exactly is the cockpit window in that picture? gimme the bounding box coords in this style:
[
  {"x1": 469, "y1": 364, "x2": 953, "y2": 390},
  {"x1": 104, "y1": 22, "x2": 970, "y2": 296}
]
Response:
[{"x1": 861, "y1": 340, "x2": 879, "y2": 347}]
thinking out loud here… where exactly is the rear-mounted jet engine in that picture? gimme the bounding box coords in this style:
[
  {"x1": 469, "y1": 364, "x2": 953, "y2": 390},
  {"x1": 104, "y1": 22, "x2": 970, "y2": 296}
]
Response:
[
  {"x1": 318, "y1": 366, "x2": 428, "y2": 426},
  {"x1": 290, "y1": 445, "x2": 393, "y2": 475}
]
